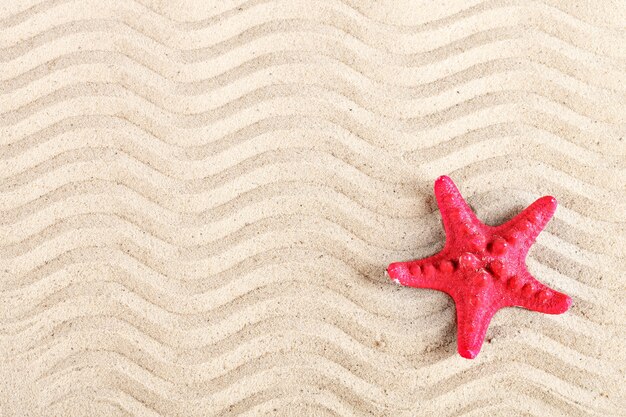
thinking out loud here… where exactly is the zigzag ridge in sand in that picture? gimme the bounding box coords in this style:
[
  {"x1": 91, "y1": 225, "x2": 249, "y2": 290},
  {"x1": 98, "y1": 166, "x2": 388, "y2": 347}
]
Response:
[
  {"x1": 1, "y1": 1, "x2": 625, "y2": 416},
  {"x1": 0, "y1": 159, "x2": 623, "y2": 226}
]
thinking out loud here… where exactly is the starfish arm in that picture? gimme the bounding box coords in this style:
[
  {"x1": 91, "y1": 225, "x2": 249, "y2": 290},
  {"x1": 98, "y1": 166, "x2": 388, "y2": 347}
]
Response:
[
  {"x1": 454, "y1": 297, "x2": 496, "y2": 359},
  {"x1": 387, "y1": 253, "x2": 449, "y2": 291},
  {"x1": 504, "y1": 270, "x2": 572, "y2": 314},
  {"x1": 434, "y1": 175, "x2": 481, "y2": 238},
  {"x1": 502, "y1": 195, "x2": 557, "y2": 248}
]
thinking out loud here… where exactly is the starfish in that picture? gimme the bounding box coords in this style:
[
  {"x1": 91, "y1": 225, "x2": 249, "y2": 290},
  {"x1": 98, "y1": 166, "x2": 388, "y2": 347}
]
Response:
[{"x1": 387, "y1": 176, "x2": 572, "y2": 359}]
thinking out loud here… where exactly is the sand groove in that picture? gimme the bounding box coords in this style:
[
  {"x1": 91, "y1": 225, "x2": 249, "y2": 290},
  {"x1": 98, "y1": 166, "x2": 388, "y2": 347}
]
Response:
[{"x1": 1, "y1": 0, "x2": 625, "y2": 416}]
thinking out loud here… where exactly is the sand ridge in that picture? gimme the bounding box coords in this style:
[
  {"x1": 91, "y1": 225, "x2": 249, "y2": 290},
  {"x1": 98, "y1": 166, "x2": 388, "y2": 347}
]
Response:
[{"x1": 1, "y1": 0, "x2": 625, "y2": 415}]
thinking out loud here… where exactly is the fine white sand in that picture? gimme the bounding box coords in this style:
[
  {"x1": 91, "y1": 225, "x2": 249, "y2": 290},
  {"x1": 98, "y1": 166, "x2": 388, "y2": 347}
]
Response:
[{"x1": 1, "y1": 0, "x2": 625, "y2": 415}]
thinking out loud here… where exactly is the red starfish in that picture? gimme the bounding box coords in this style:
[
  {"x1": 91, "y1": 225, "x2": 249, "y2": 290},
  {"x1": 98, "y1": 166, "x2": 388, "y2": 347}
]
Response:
[{"x1": 387, "y1": 176, "x2": 572, "y2": 359}]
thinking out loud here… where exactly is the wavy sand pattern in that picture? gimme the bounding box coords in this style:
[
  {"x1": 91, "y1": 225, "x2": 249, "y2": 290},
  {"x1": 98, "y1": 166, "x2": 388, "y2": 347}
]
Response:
[{"x1": 1, "y1": 0, "x2": 625, "y2": 415}]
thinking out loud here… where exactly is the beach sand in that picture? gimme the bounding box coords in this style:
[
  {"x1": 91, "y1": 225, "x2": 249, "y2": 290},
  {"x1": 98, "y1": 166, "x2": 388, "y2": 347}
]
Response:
[{"x1": 1, "y1": 0, "x2": 625, "y2": 415}]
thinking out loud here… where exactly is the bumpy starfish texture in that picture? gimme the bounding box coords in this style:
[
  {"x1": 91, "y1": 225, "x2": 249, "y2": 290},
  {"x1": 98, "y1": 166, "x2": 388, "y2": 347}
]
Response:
[{"x1": 388, "y1": 176, "x2": 572, "y2": 359}]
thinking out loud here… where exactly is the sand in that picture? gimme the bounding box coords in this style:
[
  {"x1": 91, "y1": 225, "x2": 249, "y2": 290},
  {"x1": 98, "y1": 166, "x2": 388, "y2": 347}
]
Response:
[{"x1": 1, "y1": 0, "x2": 625, "y2": 415}]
